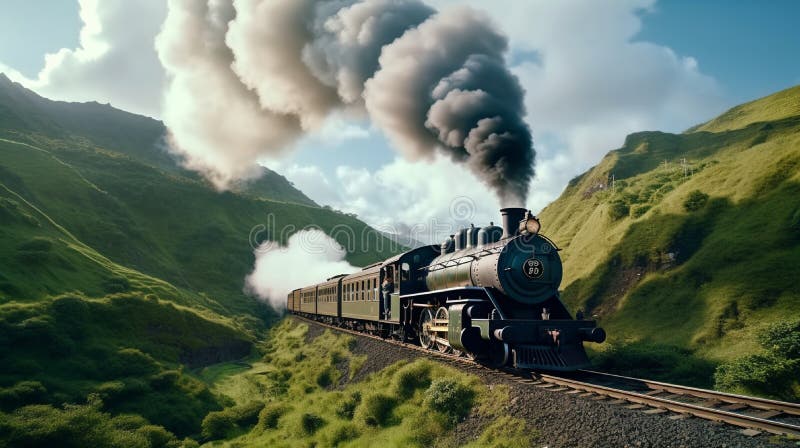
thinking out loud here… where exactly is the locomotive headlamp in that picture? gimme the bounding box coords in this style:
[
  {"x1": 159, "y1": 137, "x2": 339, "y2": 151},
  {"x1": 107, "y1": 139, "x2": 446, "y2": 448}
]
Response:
[{"x1": 518, "y1": 211, "x2": 541, "y2": 235}]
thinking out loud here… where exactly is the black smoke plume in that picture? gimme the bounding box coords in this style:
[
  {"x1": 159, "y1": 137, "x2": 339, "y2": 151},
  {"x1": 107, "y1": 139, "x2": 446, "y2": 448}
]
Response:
[{"x1": 158, "y1": 0, "x2": 535, "y2": 205}]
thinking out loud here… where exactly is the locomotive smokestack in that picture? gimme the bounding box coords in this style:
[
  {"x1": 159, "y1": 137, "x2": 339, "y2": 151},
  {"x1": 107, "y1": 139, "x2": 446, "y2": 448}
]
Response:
[{"x1": 500, "y1": 207, "x2": 526, "y2": 239}]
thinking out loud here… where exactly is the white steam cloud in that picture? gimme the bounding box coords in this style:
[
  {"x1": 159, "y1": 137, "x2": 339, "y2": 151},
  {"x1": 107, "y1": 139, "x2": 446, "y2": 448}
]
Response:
[
  {"x1": 156, "y1": 0, "x2": 535, "y2": 205},
  {"x1": 245, "y1": 229, "x2": 358, "y2": 311}
]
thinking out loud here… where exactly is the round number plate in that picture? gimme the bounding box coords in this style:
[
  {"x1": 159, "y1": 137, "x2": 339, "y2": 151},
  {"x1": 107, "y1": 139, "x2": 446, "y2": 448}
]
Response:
[{"x1": 523, "y1": 258, "x2": 544, "y2": 279}]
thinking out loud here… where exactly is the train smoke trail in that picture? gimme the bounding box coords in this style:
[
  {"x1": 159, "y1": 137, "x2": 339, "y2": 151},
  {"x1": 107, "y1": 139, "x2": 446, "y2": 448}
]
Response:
[
  {"x1": 157, "y1": 0, "x2": 535, "y2": 205},
  {"x1": 245, "y1": 229, "x2": 358, "y2": 310}
]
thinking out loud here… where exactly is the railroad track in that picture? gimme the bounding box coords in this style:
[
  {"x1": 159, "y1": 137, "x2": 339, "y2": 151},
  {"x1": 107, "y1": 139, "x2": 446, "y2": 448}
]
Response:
[
  {"x1": 292, "y1": 315, "x2": 800, "y2": 438},
  {"x1": 533, "y1": 370, "x2": 800, "y2": 437}
]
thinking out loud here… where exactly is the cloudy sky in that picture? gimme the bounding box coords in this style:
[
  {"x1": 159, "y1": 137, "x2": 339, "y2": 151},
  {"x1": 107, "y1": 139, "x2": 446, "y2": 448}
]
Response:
[{"x1": 1, "y1": 0, "x2": 798, "y2": 243}]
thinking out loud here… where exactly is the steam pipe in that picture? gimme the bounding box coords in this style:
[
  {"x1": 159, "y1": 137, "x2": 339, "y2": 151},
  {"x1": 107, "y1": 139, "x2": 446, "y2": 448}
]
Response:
[{"x1": 500, "y1": 207, "x2": 526, "y2": 239}]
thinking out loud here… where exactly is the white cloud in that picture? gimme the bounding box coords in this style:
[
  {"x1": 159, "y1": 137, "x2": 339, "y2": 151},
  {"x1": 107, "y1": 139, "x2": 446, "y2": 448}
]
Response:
[
  {"x1": 245, "y1": 229, "x2": 358, "y2": 310},
  {"x1": 4, "y1": 0, "x2": 166, "y2": 118},
  {"x1": 286, "y1": 155, "x2": 503, "y2": 244}
]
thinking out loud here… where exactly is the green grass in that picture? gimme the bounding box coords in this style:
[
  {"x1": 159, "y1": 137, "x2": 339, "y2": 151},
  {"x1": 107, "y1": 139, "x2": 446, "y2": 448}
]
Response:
[
  {"x1": 196, "y1": 319, "x2": 534, "y2": 447},
  {"x1": 0, "y1": 293, "x2": 256, "y2": 437},
  {"x1": 539, "y1": 84, "x2": 800, "y2": 396},
  {"x1": 689, "y1": 84, "x2": 800, "y2": 133}
]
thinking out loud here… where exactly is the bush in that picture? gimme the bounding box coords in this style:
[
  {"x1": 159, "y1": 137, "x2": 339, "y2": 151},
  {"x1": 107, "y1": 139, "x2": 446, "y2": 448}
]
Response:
[
  {"x1": 334, "y1": 391, "x2": 361, "y2": 419},
  {"x1": 316, "y1": 366, "x2": 334, "y2": 388},
  {"x1": 299, "y1": 412, "x2": 324, "y2": 435},
  {"x1": 714, "y1": 353, "x2": 799, "y2": 401},
  {"x1": 228, "y1": 401, "x2": 264, "y2": 428},
  {"x1": 356, "y1": 393, "x2": 396, "y2": 427},
  {"x1": 257, "y1": 403, "x2": 287, "y2": 430},
  {"x1": 630, "y1": 204, "x2": 651, "y2": 218},
  {"x1": 393, "y1": 361, "x2": 433, "y2": 398},
  {"x1": 714, "y1": 320, "x2": 800, "y2": 400},
  {"x1": 757, "y1": 320, "x2": 800, "y2": 358},
  {"x1": 200, "y1": 411, "x2": 233, "y2": 441},
  {"x1": 200, "y1": 402, "x2": 264, "y2": 440},
  {"x1": 0, "y1": 381, "x2": 47, "y2": 410},
  {"x1": 321, "y1": 421, "x2": 360, "y2": 446},
  {"x1": 103, "y1": 348, "x2": 160, "y2": 377},
  {"x1": 608, "y1": 200, "x2": 629, "y2": 221},
  {"x1": 0, "y1": 404, "x2": 179, "y2": 448},
  {"x1": 683, "y1": 190, "x2": 709, "y2": 212},
  {"x1": 423, "y1": 378, "x2": 476, "y2": 425}
]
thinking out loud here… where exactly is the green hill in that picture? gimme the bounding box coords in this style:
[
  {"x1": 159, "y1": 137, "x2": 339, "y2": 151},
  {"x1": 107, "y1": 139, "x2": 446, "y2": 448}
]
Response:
[
  {"x1": 539, "y1": 85, "x2": 800, "y2": 398},
  {"x1": 0, "y1": 74, "x2": 402, "y2": 443},
  {"x1": 0, "y1": 73, "x2": 316, "y2": 206}
]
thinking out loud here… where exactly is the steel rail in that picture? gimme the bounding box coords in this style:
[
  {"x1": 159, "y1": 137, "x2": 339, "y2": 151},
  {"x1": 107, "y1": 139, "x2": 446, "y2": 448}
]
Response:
[
  {"x1": 578, "y1": 370, "x2": 800, "y2": 416},
  {"x1": 539, "y1": 373, "x2": 800, "y2": 437}
]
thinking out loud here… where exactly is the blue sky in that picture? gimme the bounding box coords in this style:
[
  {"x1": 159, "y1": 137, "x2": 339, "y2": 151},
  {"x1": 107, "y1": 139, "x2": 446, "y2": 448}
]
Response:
[
  {"x1": 4, "y1": 1, "x2": 797, "y2": 107},
  {"x1": 1, "y1": 1, "x2": 797, "y2": 237},
  {"x1": 636, "y1": 0, "x2": 800, "y2": 105}
]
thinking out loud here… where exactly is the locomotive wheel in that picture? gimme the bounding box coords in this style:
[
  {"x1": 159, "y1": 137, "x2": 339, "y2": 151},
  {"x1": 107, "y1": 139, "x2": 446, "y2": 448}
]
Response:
[
  {"x1": 434, "y1": 307, "x2": 450, "y2": 353},
  {"x1": 418, "y1": 309, "x2": 434, "y2": 349}
]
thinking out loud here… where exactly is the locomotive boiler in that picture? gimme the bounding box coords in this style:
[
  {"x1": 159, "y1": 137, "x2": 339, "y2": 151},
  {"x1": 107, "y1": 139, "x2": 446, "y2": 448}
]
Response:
[{"x1": 288, "y1": 207, "x2": 605, "y2": 371}]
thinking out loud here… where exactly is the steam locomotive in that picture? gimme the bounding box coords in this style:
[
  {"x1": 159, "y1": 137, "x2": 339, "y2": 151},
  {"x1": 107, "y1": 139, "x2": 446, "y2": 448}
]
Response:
[{"x1": 287, "y1": 208, "x2": 606, "y2": 371}]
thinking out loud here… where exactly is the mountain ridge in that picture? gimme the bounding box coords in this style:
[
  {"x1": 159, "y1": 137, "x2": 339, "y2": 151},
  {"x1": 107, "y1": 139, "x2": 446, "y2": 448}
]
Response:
[{"x1": 0, "y1": 73, "x2": 317, "y2": 207}]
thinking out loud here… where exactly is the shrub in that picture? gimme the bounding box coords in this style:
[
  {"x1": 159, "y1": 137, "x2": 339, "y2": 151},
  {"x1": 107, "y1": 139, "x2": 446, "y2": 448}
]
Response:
[
  {"x1": 0, "y1": 381, "x2": 47, "y2": 410},
  {"x1": 423, "y1": 378, "x2": 476, "y2": 425},
  {"x1": 630, "y1": 204, "x2": 651, "y2": 218},
  {"x1": 608, "y1": 200, "x2": 629, "y2": 221},
  {"x1": 103, "y1": 348, "x2": 160, "y2": 377},
  {"x1": 257, "y1": 403, "x2": 287, "y2": 430},
  {"x1": 299, "y1": 412, "x2": 325, "y2": 435},
  {"x1": 714, "y1": 353, "x2": 799, "y2": 401},
  {"x1": 334, "y1": 391, "x2": 361, "y2": 419},
  {"x1": 149, "y1": 370, "x2": 181, "y2": 390},
  {"x1": 757, "y1": 320, "x2": 800, "y2": 358},
  {"x1": 714, "y1": 320, "x2": 800, "y2": 400},
  {"x1": 200, "y1": 402, "x2": 264, "y2": 440},
  {"x1": 683, "y1": 190, "x2": 709, "y2": 212},
  {"x1": 228, "y1": 401, "x2": 264, "y2": 427},
  {"x1": 321, "y1": 421, "x2": 360, "y2": 446},
  {"x1": 393, "y1": 361, "x2": 432, "y2": 398},
  {"x1": 356, "y1": 393, "x2": 396, "y2": 427},
  {"x1": 200, "y1": 411, "x2": 233, "y2": 440},
  {"x1": 0, "y1": 404, "x2": 179, "y2": 448},
  {"x1": 316, "y1": 366, "x2": 334, "y2": 388}
]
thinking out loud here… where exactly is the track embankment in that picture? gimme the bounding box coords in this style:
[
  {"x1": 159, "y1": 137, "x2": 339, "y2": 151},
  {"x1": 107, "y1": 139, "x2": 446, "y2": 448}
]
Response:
[{"x1": 295, "y1": 316, "x2": 798, "y2": 447}]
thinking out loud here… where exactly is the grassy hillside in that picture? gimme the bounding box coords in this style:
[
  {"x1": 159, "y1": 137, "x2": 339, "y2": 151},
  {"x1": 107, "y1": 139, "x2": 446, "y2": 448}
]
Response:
[
  {"x1": 0, "y1": 74, "x2": 404, "y2": 445},
  {"x1": 192, "y1": 319, "x2": 529, "y2": 447},
  {"x1": 0, "y1": 73, "x2": 316, "y2": 206},
  {"x1": 0, "y1": 136, "x2": 396, "y2": 315},
  {"x1": 539, "y1": 85, "x2": 800, "y2": 397}
]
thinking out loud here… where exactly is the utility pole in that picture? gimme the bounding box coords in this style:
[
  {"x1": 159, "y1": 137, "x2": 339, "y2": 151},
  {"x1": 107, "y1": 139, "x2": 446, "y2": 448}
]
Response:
[{"x1": 682, "y1": 158, "x2": 688, "y2": 178}]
